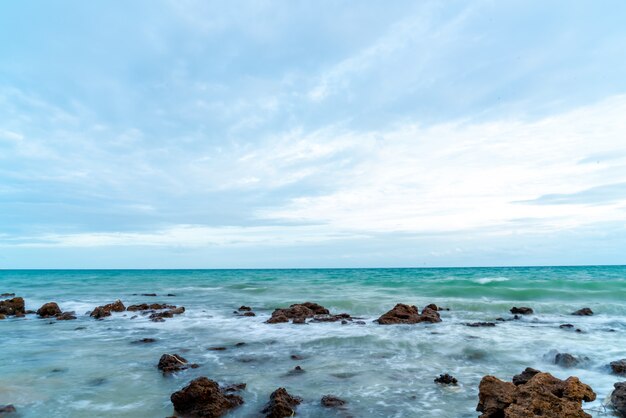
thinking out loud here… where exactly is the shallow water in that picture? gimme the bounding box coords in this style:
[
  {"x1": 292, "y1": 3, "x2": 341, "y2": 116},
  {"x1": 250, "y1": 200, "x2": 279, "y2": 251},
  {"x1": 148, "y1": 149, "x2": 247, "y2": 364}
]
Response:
[{"x1": 1, "y1": 267, "x2": 625, "y2": 417}]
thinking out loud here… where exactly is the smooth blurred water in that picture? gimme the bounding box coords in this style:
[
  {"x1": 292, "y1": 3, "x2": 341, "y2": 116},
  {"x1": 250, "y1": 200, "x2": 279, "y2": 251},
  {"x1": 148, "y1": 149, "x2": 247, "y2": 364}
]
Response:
[{"x1": 1, "y1": 267, "x2": 625, "y2": 417}]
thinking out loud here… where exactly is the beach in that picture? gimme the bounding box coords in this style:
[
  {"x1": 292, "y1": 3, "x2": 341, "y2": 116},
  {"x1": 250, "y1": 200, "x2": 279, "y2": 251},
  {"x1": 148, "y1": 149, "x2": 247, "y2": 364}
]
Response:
[{"x1": 1, "y1": 266, "x2": 625, "y2": 417}]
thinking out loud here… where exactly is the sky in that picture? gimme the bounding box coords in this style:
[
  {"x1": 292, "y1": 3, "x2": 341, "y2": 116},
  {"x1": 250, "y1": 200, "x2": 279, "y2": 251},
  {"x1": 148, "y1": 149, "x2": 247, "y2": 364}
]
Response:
[{"x1": 1, "y1": 0, "x2": 626, "y2": 268}]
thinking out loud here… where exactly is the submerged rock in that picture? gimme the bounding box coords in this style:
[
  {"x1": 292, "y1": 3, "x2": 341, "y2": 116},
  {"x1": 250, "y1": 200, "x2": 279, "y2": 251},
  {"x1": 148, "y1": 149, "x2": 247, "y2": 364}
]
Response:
[
  {"x1": 158, "y1": 353, "x2": 199, "y2": 373},
  {"x1": 0, "y1": 293, "x2": 15, "y2": 297},
  {"x1": 465, "y1": 322, "x2": 496, "y2": 327},
  {"x1": 90, "y1": 300, "x2": 126, "y2": 319},
  {"x1": 376, "y1": 303, "x2": 441, "y2": 324},
  {"x1": 611, "y1": 382, "x2": 626, "y2": 417},
  {"x1": 611, "y1": 360, "x2": 626, "y2": 375},
  {"x1": 238, "y1": 306, "x2": 252, "y2": 311},
  {"x1": 262, "y1": 388, "x2": 302, "y2": 418},
  {"x1": 434, "y1": 373, "x2": 458, "y2": 385},
  {"x1": 127, "y1": 303, "x2": 175, "y2": 311},
  {"x1": 321, "y1": 395, "x2": 346, "y2": 408},
  {"x1": 56, "y1": 312, "x2": 77, "y2": 321},
  {"x1": 150, "y1": 306, "x2": 185, "y2": 322},
  {"x1": 131, "y1": 338, "x2": 157, "y2": 344},
  {"x1": 287, "y1": 366, "x2": 305, "y2": 376},
  {"x1": 477, "y1": 370, "x2": 595, "y2": 417},
  {"x1": 572, "y1": 307, "x2": 593, "y2": 316},
  {"x1": 37, "y1": 302, "x2": 62, "y2": 318},
  {"x1": 170, "y1": 377, "x2": 244, "y2": 418},
  {"x1": 0, "y1": 405, "x2": 16, "y2": 415},
  {"x1": 0, "y1": 297, "x2": 25, "y2": 316},
  {"x1": 266, "y1": 302, "x2": 330, "y2": 324},
  {"x1": 510, "y1": 306, "x2": 533, "y2": 315},
  {"x1": 554, "y1": 353, "x2": 584, "y2": 368}
]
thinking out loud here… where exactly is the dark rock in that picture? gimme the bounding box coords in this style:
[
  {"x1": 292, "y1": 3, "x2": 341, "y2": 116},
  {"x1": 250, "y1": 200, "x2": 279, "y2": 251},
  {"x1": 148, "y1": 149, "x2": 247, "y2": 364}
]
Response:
[
  {"x1": 242, "y1": 311, "x2": 256, "y2": 317},
  {"x1": 554, "y1": 353, "x2": 580, "y2": 368},
  {"x1": 56, "y1": 312, "x2": 77, "y2": 320},
  {"x1": 477, "y1": 371, "x2": 595, "y2": 417},
  {"x1": 74, "y1": 326, "x2": 87, "y2": 330},
  {"x1": 611, "y1": 382, "x2": 626, "y2": 417},
  {"x1": 149, "y1": 306, "x2": 185, "y2": 322},
  {"x1": 290, "y1": 354, "x2": 304, "y2": 360},
  {"x1": 465, "y1": 322, "x2": 496, "y2": 327},
  {"x1": 167, "y1": 294, "x2": 176, "y2": 297},
  {"x1": 131, "y1": 338, "x2": 157, "y2": 344},
  {"x1": 0, "y1": 314, "x2": 5, "y2": 320},
  {"x1": 611, "y1": 359, "x2": 626, "y2": 375},
  {"x1": 234, "y1": 342, "x2": 246, "y2": 347},
  {"x1": 238, "y1": 306, "x2": 252, "y2": 311},
  {"x1": 0, "y1": 297, "x2": 25, "y2": 316},
  {"x1": 0, "y1": 405, "x2": 16, "y2": 415},
  {"x1": 267, "y1": 302, "x2": 329, "y2": 324},
  {"x1": 510, "y1": 306, "x2": 533, "y2": 315},
  {"x1": 355, "y1": 320, "x2": 366, "y2": 325},
  {"x1": 495, "y1": 317, "x2": 506, "y2": 321},
  {"x1": 311, "y1": 313, "x2": 354, "y2": 322},
  {"x1": 426, "y1": 303, "x2": 450, "y2": 311},
  {"x1": 261, "y1": 388, "x2": 301, "y2": 418},
  {"x1": 0, "y1": 293, "x2": 15, "y2": 297},
  {"x1": 158, "y1": 353, "x2": 198, "y2": 373},
  {"x1": 223, "y1": 383, "x2": 246, "y2": 392},
  {"x1": 321, "y1": 395, "x2": 346, "y2": 408},
  {"x1": 141, "y1": 293, "x2": 157, "y2": 297},
  {"x1": 434, "y1": 373, "x2": 458, "y2": 385},
  {"x1": 287, "y1": 366, "x2": 305, "y2": 375},
  {"x1": 171, "y1": 377, "x2": 244, "y2": 417},
  {"x1": 90, "y1": 300, "x2": 125, "y2": 319},
  {"x1": 127, "y1": 303, "x2": 175, "y2": 311},
  {"x1": 376, "y1": 303, "x2": 441, "y2": 324},
  {"x1": 208, "y1": 347, "x2": 227, "y2": 351},
  {"x1": 560, "y1": 324, "x2": 575, "y2": 329},
  {"x1": 512, "y1": 367, "x2": 541, "y2": 385},
  {"x1": 292, "y1": 317, "x2": 306, "y2": 324},
  {"x1": 572, "y1": 307, "x2": 593, "y2": 316}
]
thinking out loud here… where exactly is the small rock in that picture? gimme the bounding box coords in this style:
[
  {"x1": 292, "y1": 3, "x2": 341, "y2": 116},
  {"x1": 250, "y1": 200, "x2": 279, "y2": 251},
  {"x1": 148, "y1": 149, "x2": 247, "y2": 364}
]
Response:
[
  {"x1": 0, "y1": 293, "x2": 15, "y2": 297},
  {"x1": 131, "y1": 338, "x2": 157, "y2": 344},
  {"x1": 321, "y1": 395, "x2": 346, "y2": 408},
  {"x1": 56, "y1": 312, "x2": 77, "y2": 320},
  {"x1": 611, "y1": 359, "x2": 626, "y2": 375},
  {"x1": 290, "y1": 354, "x2": 304, "y2": 360},
  {"x1": 512, "y1": 367, "x2": 541, "y2": 385},
  {"x1": 223, "y1": 383, "x2": 246, "y2": 392},
  {"x1": 434, "y1": 373, "x2": 458, "y2": 385},
  {"x1": 208, "y1": 347, "x2": 227, "y2": 351},
  {"x1": 90, "y1": 300, "x2": 125, "y2": 319},
  {"x1": 235, "y1": 342, "x2": 246, "y2": 347},
  {"x1": 611, "y1": 382, "x2": 626, "y2": 417},
  {"x1": 242, "y1": 311, "x2": 256, "y2": 317},
  {"x1": 287, "y1": 366, "x2": 305, "y2": 375},
  {"x1": 141, "y1": 293, "x2": 157, "y2": 297},
  {"x1": 171, "y1": 377, "x2": 244, "y2": 417},
  {"x1": 158, "y1": 353, "x2": 198, "y2": 373},
  {"x1": 266, "y1": 302, "x2": 330, "y2": 324},
  {"x1": 238, "y1": 306, "x2": 252, "y2": 311},
  {"x1": 554, "y1": 352, "x2": 582, "y2": 368},
  {"x1": 37, "y1": 302, "x2": 62, "y2": 318},
  {"x1": 149, "y1": 306, "x2": 185, "y2": 322},
  {"x1": 261, "y1": 388, "x2": 301, "y2": 418},
  {"x1": 510, "y1": 306, "x2": 533, "y2": 315},
  {"x1": 0, "y1": 405, "x2": 16, "y2": 414},
  {"x1": 560, "y1": 324, "x2": 575, "y2": 329},
  {"x1": 572, "y1": 307, "x2": 593, "y2": 316},
  {"x1": 465, "y1": 322, "x2": 496, "y2": 327}
]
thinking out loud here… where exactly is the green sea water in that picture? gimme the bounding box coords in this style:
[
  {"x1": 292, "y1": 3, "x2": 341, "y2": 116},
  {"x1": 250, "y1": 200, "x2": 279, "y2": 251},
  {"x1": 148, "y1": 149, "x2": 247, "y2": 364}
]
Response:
[{"x1": 1, "y1": 266, "x2": 625, "y2": 417}]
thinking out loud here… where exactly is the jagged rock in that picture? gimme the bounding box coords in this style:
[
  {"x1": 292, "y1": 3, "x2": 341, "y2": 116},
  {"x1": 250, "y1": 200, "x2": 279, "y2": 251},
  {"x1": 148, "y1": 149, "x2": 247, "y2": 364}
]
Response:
[
  {"x1": 434, "y1": 374, "x2": 458, "y2": 385},
  {"x1": 56, "y1": 312, "x2": 77, "y2": 320},
  {"x1": 127, "y1": 303, "x2": 175, "y2": 311},
  {"x1": 512, "y1": 368, "x2": 541, "y2": 385},
  {"x1": 477, "y1": 371, "x2": 595, "y2": 418},
  {"x1": 466, "y1": 322, "x2": 496, "y2": 327},
  {"x1": 376, "y1": 303, "x2": 441, "y2": 324},
  {"x1": 150, "y1": 306, "x2": 185, "y2": 322},
  {"x1": 611, "y1": 360, "x2": 626, "y2": 375},
  {"x1": 0, "y1": 297, "x2": 25, "y2": 316},
  {"x1": 262, "y1": 388, "x2": 301, "y2": 418},
  {"x1": 510, "y1": 306, "x2": 533, "y2": 315},
  {"x1": 611, "y1": 382, "x2": 626, "y2": 417},
  {"x1": 321, "y1": 395, "x2": 346, "y2": 408},
  {"x1": 158, "y1": 353, "x2": 198, "y2": 373},
  {"x1": 90, "y1": 300, "x2": 125, "y2": 319},
  {"x1": 37, "y1": 302, "x2": 62, "y2": 318},
  {"x1": 0, "y1": 405, "x2": 16, "y2": 415},
  {"x1": 572, "y1": 308, "x2": 593, "y2": 316},
  {"x1": 266, "y1": 302, "x2": 329, "y2": 324},
  {"x1": 171, "y1": 377, "x2": 244, "y2": 417},
  {"x1": 554, "y1": 353, "x2": 581, "y2": 368}
]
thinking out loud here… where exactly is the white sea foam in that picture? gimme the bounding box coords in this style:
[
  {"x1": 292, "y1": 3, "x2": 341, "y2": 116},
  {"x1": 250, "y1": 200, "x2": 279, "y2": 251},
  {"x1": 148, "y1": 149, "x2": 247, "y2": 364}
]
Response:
[{"x1": 473, "y1": 277, "x2": 510, "y2": 284}]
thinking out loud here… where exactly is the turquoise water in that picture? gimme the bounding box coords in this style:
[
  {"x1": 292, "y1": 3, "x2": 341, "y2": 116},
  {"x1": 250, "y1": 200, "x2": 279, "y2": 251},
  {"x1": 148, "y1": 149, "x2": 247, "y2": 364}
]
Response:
[{"x1": 1, "y1": 266, "x2": 625, "y2": 417}]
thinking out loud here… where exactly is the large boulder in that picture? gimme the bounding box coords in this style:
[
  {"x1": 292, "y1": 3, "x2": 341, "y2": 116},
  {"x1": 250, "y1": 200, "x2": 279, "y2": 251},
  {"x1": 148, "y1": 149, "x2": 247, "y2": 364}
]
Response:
[
  {"x1": 37, "y1": 302, "x2": 62, "y2": 318},
  {"x1": 170, "y1": 377, "x2": 243, "y2": 417},
  {"x1": 0, "y1": 297, "x2": 25, "y2": 316},
  {"x1": 376, "y1": 303, "x2": 441, "y2": 324},
  {"x1": 90, "y1": 300, "x2": 125, "y2": 319},
  {"x1": 611, "y1": 382, "x2": 626, "y2": 417},
  {"x1": 477, "y1": 371, "x2": 595, "y2": 417},
  {"x1": 261, "y1": 388, "x2": 301, "y2": 418},
  {"x1": 266, "y1": 302, "x2": 330, "y2": 324}
]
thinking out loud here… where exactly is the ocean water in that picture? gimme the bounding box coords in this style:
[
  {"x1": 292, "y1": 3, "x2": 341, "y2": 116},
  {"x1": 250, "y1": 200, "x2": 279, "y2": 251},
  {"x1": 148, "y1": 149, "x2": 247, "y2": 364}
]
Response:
[{"x1": 1, "y1": 266, "x2": 625, "y2": 417}]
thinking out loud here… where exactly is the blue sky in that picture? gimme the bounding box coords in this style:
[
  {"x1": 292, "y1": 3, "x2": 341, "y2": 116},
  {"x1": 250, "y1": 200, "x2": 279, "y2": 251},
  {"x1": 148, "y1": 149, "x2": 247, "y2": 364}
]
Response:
[{"x1": 1, "y1": 0, "x2": 626, "y2": 268}]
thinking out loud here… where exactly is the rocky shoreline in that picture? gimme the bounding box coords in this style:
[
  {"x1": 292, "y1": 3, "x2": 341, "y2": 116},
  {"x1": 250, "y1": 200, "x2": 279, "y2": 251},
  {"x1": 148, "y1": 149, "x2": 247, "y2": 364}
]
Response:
[{"x1": 1, "y1": 294, "x2": 625, "y2": 417}]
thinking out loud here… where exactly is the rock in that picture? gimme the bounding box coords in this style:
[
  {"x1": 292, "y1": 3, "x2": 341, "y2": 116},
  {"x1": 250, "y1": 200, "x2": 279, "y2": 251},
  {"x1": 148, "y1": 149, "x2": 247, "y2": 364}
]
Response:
[
  {"x1": 90, "y1": 300, "x2": 125, "y2": 319},
  {"x1": 290, "y1": 354, "x2": 304, "y2": 360},
  {"x1": 36, "y1": 302, "x2": 62, "y2": 318},
  {"x1": 292, "y1": 317, "x2": 306, "y2": 324},
  {"x1": 208, "y1": 347, "x2": 227, "y2": 351},
  {"x1": 466, "y1": 322, "x2": 496, "y2": 327},
  {"x1": 261, "y1": 388, "x2": 301, "y2": 418},
  {"x1": 560, "y1": 324, "x2": 574, "y2": 329},
  {"x1": 0, "y1": 293, "x2": 15, "y2": 297},
  {"x1": 141, "y1": 293, "x2": 157, "y2": 297},
  {"x1": 0, "y1": 314, "x2": 5, "y2": 320},
  {"x1": 0, "y1": 297, "x2": 25, "y2": 316},
  {"x1": 434, "y1": 373, "x2": 458, "y2": 385},
  {"x1": 426, "y1": 303, "x2": 450, "y2": 311},
  {"x1": 287, "y1": 366, "x2": 305, "y2": 375},
  {"x1": 611, "y1": 382, "x2": 626, "y2": 417},
  {"x1": 0, "y1": 405, "x2": 16, "y2": 415},
  {"x1": 158, "y1": 353, "x2": 198, "y2": 373},
  {"x1": 56, "y1": 312, "x2": 77, "y2": 320},
  {"x1": 171, "y1": 377, "x2": 244, "y2": 417},
  {"x1": 149, "y1": 306, "x2": 185, "y2": 322},
  {"x1": 376, "y1": 303, "x2": 441, "y2": 324},
  {"x1": 311, "y1": 313, "x2": 354, "y2": 322},
  {"x1": 572, "y1": 308, "x2": 593, "y2": 316},
  {"x1": 234, "y1": 342, "x2": 246, "y2": 347},
  {"x1": 611, "y1": 359, "x2": 626, "y2": 375},
  {"x1": 510, "y1": 306, "x2": 533, "y2": 315},
  {"x1": 266, "y1": 302, "x2": 330, "y2": 324},
  {"x1": 477, "y1": 371, "x2": 595, "y2": 418},
  {"x1": 223, "y1": 383, "x2": 246, "y2": 392},
  {"x1": 554, "y1": 353, "x2": 580, "y2": 368},
  {"x1": 238, "y1": 306, "x2": 252, "y2": 311},
  {"x1": 321, "y1": 395, "x2": 346, "y2": 408},
  {"x1": 512, "y1": 368, "x2": 541, "y2": 385},
  {"x1": 127, "y1": 303, "x2": 175, "y2": 312},
  {"x1": 242, "y1": 311, "x2": 256, "y2": 317},
  {"x1": 131, "y1": 338, "x2": 157, "y2": 344}
]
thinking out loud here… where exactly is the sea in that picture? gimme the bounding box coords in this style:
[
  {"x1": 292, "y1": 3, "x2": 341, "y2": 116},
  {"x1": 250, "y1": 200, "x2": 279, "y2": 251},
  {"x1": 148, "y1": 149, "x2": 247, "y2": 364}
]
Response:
[{"x1": 1, "y1": 266, "x2": 625, "y2": 417}]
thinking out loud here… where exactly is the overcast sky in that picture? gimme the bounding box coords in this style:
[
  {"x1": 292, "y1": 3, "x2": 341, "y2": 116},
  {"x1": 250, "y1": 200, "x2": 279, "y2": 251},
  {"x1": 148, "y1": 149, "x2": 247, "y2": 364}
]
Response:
[{"x1": 1, "y1": 0, "x2": 626, "y2": 268}]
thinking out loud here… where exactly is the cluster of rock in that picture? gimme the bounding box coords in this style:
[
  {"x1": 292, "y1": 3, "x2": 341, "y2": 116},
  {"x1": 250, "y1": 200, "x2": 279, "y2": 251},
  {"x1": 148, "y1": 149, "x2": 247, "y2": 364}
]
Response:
[
  {"x1": 477, "y1": 368, "x2": 596, "y2": 417},
  {"x1": 266, "y1": 302, "x2": 356, "y2": 324},
  {"x1": 89, "y1": 300, "x2": 185, "y2": 322},
  {"x1": 0, "y1": 297, "x2": 26, "y2": 319},
  {"x1": 376, "y1": 303, "x2": 441, "y2": 324},
  {"x1": 37, "y1": 302, "x2": 76, "y2": 320},
  {"x1": 90, "y1": 300, "x2": 126, "y2": 319}
]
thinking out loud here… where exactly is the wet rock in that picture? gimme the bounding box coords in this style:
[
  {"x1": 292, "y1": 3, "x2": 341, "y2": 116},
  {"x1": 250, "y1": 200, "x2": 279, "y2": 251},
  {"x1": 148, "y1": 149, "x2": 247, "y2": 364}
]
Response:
[
  {"x1": 127, "y1": 303, "x2": 175, "y2": 311},
  {"x1": 208, "y1": 347, "x2": 227, "y2": 351},
  {"x1": 90, "y1": 300, "x2": 125, "y2": 319},
  {"x1": 131, "y1": 338, "x2": 157, "y2": 344},
  {"x1": 56, "y1": 312, "x2": 77, "y2": 321},
  {"x1": 262, "y1": 387, "x2": 302, "y2": 418},
  {"x1": 311, "y1": 313, "x2": 354, "y2": 323},
  {"x1": 238, "y1": 306, "x2": 252, "y2": 311},
  {"x1": 267, "y1": 302, "x2": 330, "y2": 324},
  {"x1": 477, "y1": 371, "x2": 595, "y2": 418},
  {"x1": 510, "y1": 306, "x2": 533, "y2": 315},
  {"x1": 554, "y1": 353, "x2": 581, "y2": 368},
  {"x1": 235, "y1": 342, "x2": 246, "y2": 347},
  {"x1": 141, "y1": 293, "x2": 157, "y2": 297},
  {"x1": 37, "y1": 302, "x2": 63, "y2": 318},
  {"x1": 512, "y1": 367, "x2": 541, "y2": 385},
  {"x1": 426, "y1": 303, "x2": 450, "y2": 311},
  {"x1": 0, "y1": 297, "x2": 25, "y2": 316},
  {"x1": 611, "y1": 359, "x2": 626, "y2": 375},
  {"x1": 242, "y1": 311, "x2": 256, "y2": 317},
  {"x1": 0, "y1": 293, "x2": 15, "y2": 297},
  {"x1": 292, "y1": 317, "x2": 306, "y2": 324},
  {"x1": 560, "y1": 324, "x2": 574, "y2": 329},
  {"x1": 170, "y1": 377, "x2": 244, "y2": 417},
  {"x1": 149, "y1": 306, "x2": 185, "y2": 322},
  {"x1": 167, "y1": 294, "x2": 176, "y2": 297},
  {"x1": 287, "y1": 366, "x2": 305, "y2": 376},
  {"x1": 572, "y1": 307, "x2": 593, "y2": 316},
  {"x1": 290, "y1": 354, "x2": 304, "y2": 360},
  {"x1": 321, "y1": 395, "x2": 346, "y2": 408},
  {"x1": 376, "y1": 303, "x2": 441, "y2": 324},
  {"x1": 158, "y1": 353, "x2": 198, "y2": 373},
  {"x1": 434, "y1": 373, "x2": 458, "y2": 385},
  {"x1": 0, "y1": 405, "x2": 16, "y2": 415},
  {"x1": 611, "y1": 382, "x2": 626, "y2": 417},
  {"x1": 223, "y1": 383, "x2": 246, "y2": 392},
  {"x1": 0, "y1": 314, "x2": 5, "y2": 320},
  {"x1": 465, "y1": 322, "x2": 496, "y2": 327}
]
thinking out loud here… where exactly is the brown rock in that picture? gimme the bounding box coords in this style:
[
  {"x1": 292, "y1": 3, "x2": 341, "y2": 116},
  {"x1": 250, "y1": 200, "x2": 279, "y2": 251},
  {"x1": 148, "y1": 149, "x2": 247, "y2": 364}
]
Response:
[
  {"x1": 572, "y1": 308, "x2": 593, "y2": 316},
  {"x1": 477, "y1": 371, "x2": 595, "y2": 418},
  {"x1": 0, "y1": 297, "x2": 25, "y2": 316},
  {"x1": 262, "y1": 388, "x2": 301, "y2": 418},
  {"x1": 90, "y1": 300, "x2": 125, "y2": 319},
  {"x1": 377, "y1": 303, "x2": 441, "y2": 324},
  {"x1": 37, "y1": 302, "x2": 62, "y2": 318},
  {"x1": 171, "y1": 377, "x2": 243, "y2": 417},
  {"x1": 611, "y1": 382, "x2": 626, "y2": 417},
  {"x1": 0, "y1": 314, "x2": 5, "y2": 320},
  {"x1": 321, "y1": 395, "x2": 346, "y2": 408},
  {"x1": 158, "y1": 353, "x2": 198, "y2": 373},
  {"x1": 131, "y1": 338, "x2": 157, "y2": 344},
  {"x1": 466, "y1": 322, "x2": 496, "y2": 327},
  {"x1": 510, "y1": 306, "x2": 533, "y2": 315},
  {"x1": 56, "y1": 312, "x2": 77, "y2": 320},
  {"x1": 127, "y1": 303, "x2": 175, "y2": 311},
  {"x1": 150, "y1": 306, "x2": 185, "y2": 322},
  {"x1": 554, "y1": 353, "x2": 581, "y2": 368},
  {"x1": 266, "y1": 302, "x2": 329, "y2": 324},
  {"x1": 238, "y1": 306, "x2": 252, "y2": 311},
  {"x1": 434, "y1": 373, "x2": 458, "y2": 385},
  {"x1": 611, "y1": 360, "x2": 626, "y2": 375}
]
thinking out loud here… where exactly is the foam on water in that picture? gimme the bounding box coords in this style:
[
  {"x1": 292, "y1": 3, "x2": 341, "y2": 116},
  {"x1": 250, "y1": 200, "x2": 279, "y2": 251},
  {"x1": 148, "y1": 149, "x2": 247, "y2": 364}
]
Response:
[{"x1": 1, "y1": 267, "x2": 625, "y2": 417}]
